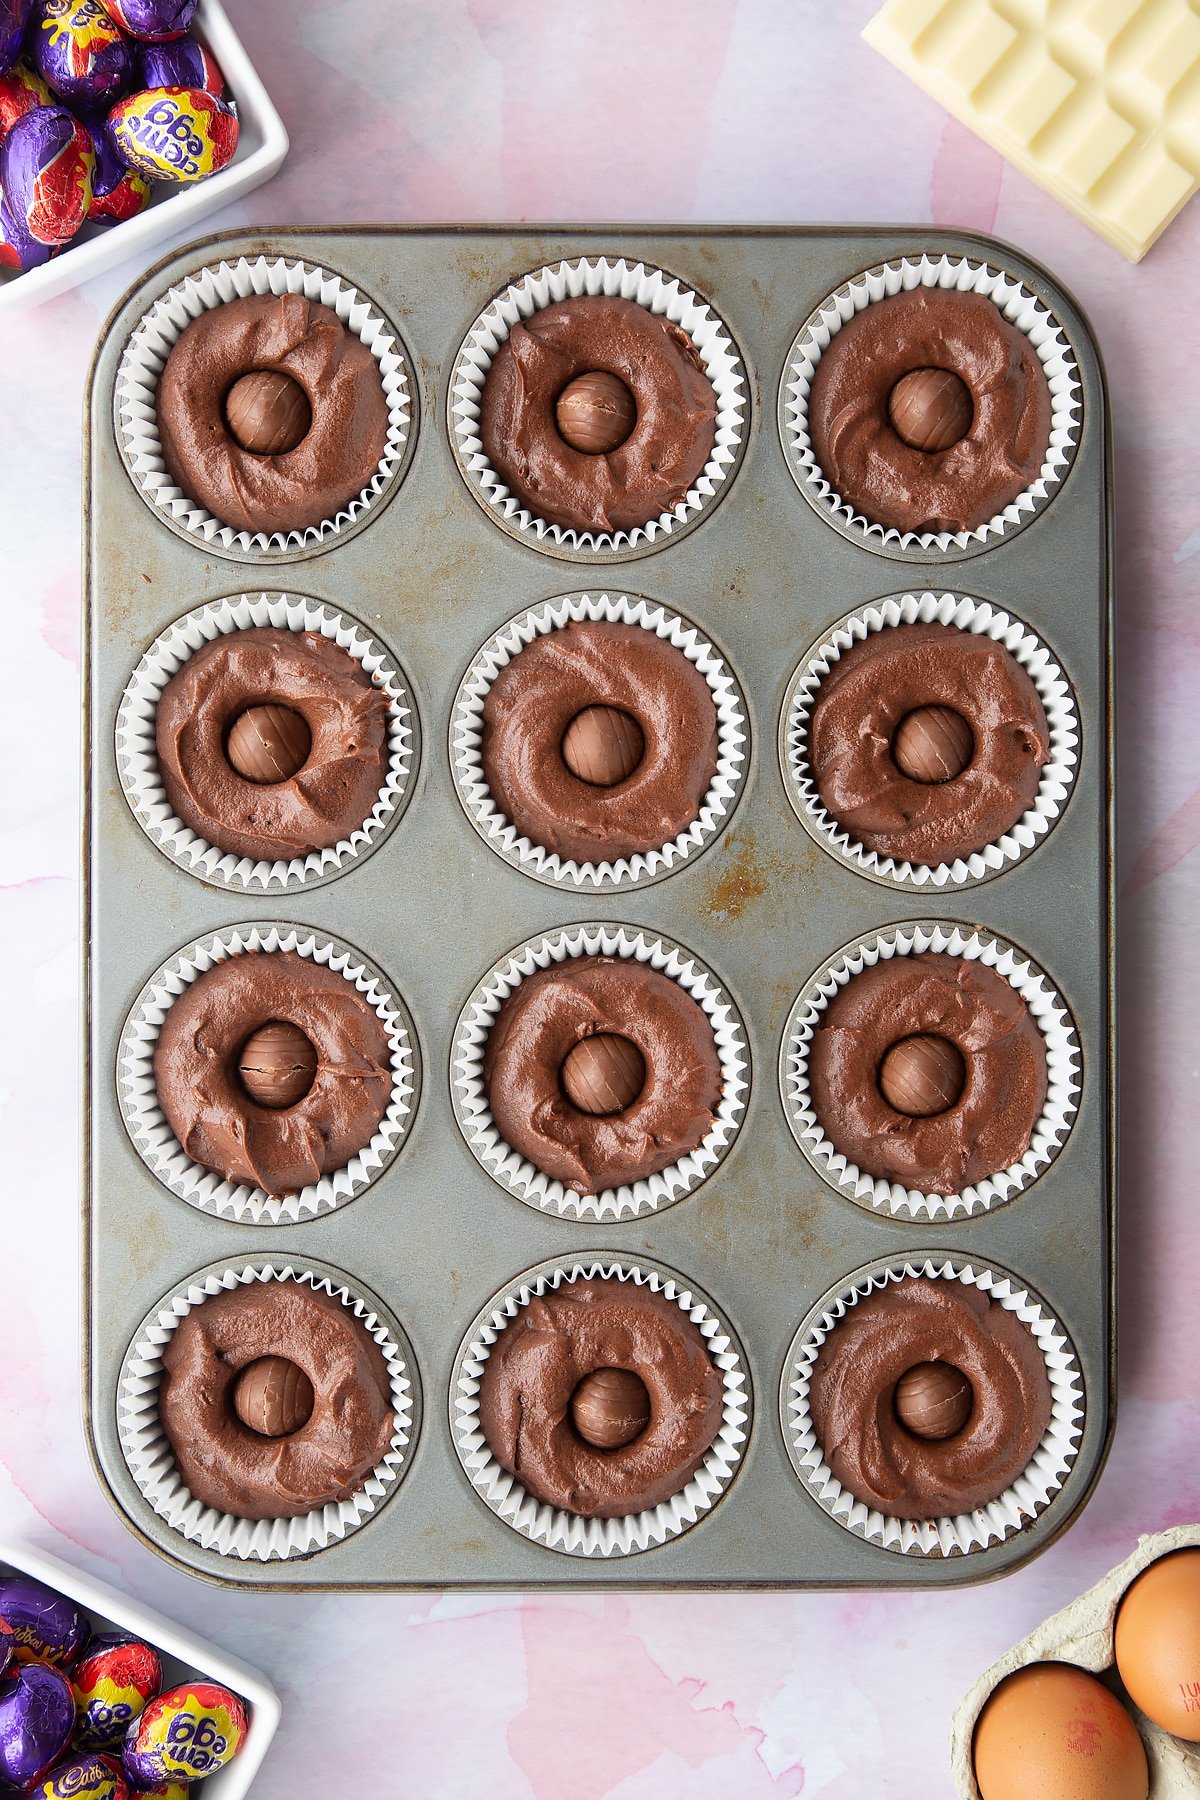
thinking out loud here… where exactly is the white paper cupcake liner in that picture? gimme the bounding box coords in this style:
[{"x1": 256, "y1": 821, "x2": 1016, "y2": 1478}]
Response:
[
  {"x1": 115, "y1": 255, "x2": 415, "y2": 561},
  {"x1": 449, "y1": 256, "x2": 748, "y2": 558},
  {"x1": 451, "y1": 923, "x2": 749, "y2": 1221},
  {"x1": 779, "y1": 254, "x2": 1082, "y2": 557},
  {"x1": 781, "y1": 1254, "x2": 1084, "y2": 1557},
  {"x1": 118, "y1": 1260, "x2": 419, "y2": 1562},
  {"x1": 451, "y1": 1255, "x2": 750, "y2": 1558},
  {"x1": 118, "y1": 923, "x2": 419, "y2": 1225},
  {"x1": 780, "y1": 922, "x2": 1080, "y2": 1221},
  {"x1": 780, "y1": 591, "x2": 1080, "y2": 889},
  {"x1": 116, "y1": 593, "x2": 419, "y2": 894},
  {"x1": 451, "y1": 591, "x2": 749, "y2": 890}
]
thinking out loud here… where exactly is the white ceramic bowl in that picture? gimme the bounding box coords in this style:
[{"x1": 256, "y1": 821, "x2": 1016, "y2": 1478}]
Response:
[
  {"x1": 0, "y1": 1537, "x2": 281, "y2": 1796},
  {"x1": 0, "y1": 0, "x2": 288, "y2": 312}
]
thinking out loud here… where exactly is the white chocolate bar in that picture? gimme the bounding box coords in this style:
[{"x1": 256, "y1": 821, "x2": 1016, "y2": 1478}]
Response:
[{"x1": 863, "y1": 0, "x2": 1200, "y2": 261}]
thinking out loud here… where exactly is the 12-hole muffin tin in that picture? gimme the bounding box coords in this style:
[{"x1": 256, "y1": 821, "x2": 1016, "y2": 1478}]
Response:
[{"x1": 84, "y1": 226, "x2": 1113, "y2": 1589}]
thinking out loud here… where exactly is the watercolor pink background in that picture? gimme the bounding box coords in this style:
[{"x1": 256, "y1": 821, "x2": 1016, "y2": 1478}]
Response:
[{"x1": 1, "y1": 2, "x2": 1199, "y2": 1793}]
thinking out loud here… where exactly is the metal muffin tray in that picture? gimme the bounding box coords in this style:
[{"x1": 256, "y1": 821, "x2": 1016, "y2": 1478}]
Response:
[{"x1": 83, "y1": 226, "x2": 1114, "y2": 1590}]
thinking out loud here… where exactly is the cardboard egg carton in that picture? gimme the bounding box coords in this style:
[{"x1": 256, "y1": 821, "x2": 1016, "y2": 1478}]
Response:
[{"x1": 951, "y1": 1523, "x2": 1200, "y2": 1797}]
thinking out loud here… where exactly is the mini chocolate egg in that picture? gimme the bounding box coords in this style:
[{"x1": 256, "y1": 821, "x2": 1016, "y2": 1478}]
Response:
[
  {"x1": 0, "y1": 1572, "x2": 89, "y2": 1668},
  {"x1": 1114, "y1": 1547, "x2": 1200, "y2": 1741},
  {"x1": 98, "y1": 0, "x2": 195, "y2": 41},
  {"x1": 0, "y1": 184, "x2": 60, "y2": 265},
  {"x1": 122, "y1": 1681, "x2": 246, "y2": 1785},
  {"x1": 137, "y1": 1782, "x2": 188, "y2": 1799},
  {"x1": 29, "y1": 1749, "x2": 130, "y2": 1799},
  {"x1": 31, "y1": 0, "x2": 134, "y2": 110},
  {"x1": 72, "y1": 1632, "x2": 162, "y2": 1752},
  {"x1": 973, "y1": 1661, "x2": 1148, "y2": 1800},
  {"x1": 0, "y1": 59, "x2": 51, "y2": 142},
  {"x1": 0, "y1": 0, "x2": 36, "y2": 73},
  {"x1": 0, "y1": 1662, "x2": 76, "y2": 1790},
  {"x1": 107, "y1": 83, "x2": 236, "y2": 182},
  {"x1": 0, "y1": 1616, "x2": 12, "y2": 1679},
  {"x1": 0, "y1": 102, "x2": 94, "y2": 245},
  {"x1": 138, "y1": 31, "x2": 220, "y2": 95},
  {"x1": 86, "y1": 118, "x2": 149, "y2": 222}
]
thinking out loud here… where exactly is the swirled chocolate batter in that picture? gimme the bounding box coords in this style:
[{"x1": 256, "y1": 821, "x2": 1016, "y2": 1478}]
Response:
[
  {"x1": 479, "y1": 295, "x2": 717, "y2": 534},
  {"x1": 808, "y1": 622, "x2": 1050, "y2": 864},
  {"x1": 478, "y1": 1276, "x2": 724, "y2": 1517},
  {"x1": 156, "y1": 293, "x2": 390, "y2": 535},
  {"x1": 483, "y1": 956, "x2": 722, "y2": 1194},
  {"x1": 808, "y1": 953, "x2": 1047, "y2": 1195},
  {"x1": 480, "y1": 620, "x2": 719, "y2": 864},
  {"x1": 808, "y1": 1275, "x2": 1052, "y2": 1519},
  {"x1": 155, "y1": 628, "x2": 391, "y2": 863},
  {"x1": 153, "y1": 952, "x2": 393, "y2": 1196},
  {"x1": 160, "y1": 1280, "x2": 394, "y2": 1519},
  {"x1": 808, "y1": 288, "x2": 1052, "y2": 534}
]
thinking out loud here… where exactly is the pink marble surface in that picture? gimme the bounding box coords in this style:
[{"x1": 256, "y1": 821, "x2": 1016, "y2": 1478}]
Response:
[{"x1": 1, "y1": 2, "x2": 1198, "y2": 1793}]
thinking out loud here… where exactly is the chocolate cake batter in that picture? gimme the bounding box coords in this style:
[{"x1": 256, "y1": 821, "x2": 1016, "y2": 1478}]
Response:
[
  {"x1": 478, "y1": 1276, "x2": 724, "y2": 1517},
  {"x1": 160, "y1": 1280, "x2": 394, "y2": 1519},
  {"x1": 479, "y1": 295, "x2": 717, "y2": 534},
  {"x1": 483, "y1": 956, "x2": 722, "y2": 1195},
  {"x1": 480, "y1": 620, "x2": 719, "y2": 864},
  {"x1": 808, "y1": 953, "x2": 1048, "y2": 1195},
  {"x1": 154, "y1": 952, "x2": 393, "y2": 1196},
  {"x1": 808, "y1": 288, "x2": 1052, "y2": 535},
  {"x1": 808, "y1": 1275, "x2": 1052, "y2": 1519},
  {"x1": 808, "y1": 622, "x2": 1050, "y2": 864},
  {"x1": 157, "y1": 293, "x2": 390, "y2": 535},
  {"x1": 155, "y1": 628, "x2": 391, "y2": 863}
]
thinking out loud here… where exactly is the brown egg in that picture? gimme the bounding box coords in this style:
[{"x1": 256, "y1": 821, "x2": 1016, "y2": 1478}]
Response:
[
  {"x1": 1114, "y1": 1548, "x2": 1200, "y2": 1741},
  {"x1": 973, "y1": 1662, "x2": 1149, "y2": 1800}
]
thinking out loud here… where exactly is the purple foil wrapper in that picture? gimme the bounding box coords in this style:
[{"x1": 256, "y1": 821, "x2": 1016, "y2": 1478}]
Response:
[
  {"x1": 137, "y1": 32, "x2": 219, "y2": 96},
  {"x1": 0, "y1": 101, "x2": 94, "y2": 242},
  {"x1": 99, "y1": 0, "x2": 194, "y2": 42},
  {"x1": 0, "y1": 1571, "x2": 90, "y2": 1667},
  {"x1": 87, "y1": 115, "x2": 148, "y2": 219},
  {"x1": 0, "y1": 190, "x2": 59, "y2": 265},
  {"x1": 0, "y1": 1663, "x2": 76, "y2": 1790},
  {"x1": 32, "y1": 0, "x2": 133, "y2": 108},
  {"x1": 0, "y1": 58, "x2": 51, "y2": 140},
  {"x1": 0, "y1": 0, "x2": 35, "y2": 75},
  {"x1": 28, "y1": 1749, "x2": 131, "y2": 1799}
]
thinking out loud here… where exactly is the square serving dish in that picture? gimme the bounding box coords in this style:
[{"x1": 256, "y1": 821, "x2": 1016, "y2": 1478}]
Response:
[
  {"x1": 0, "y1": 0, "x2": 288, "y2": 313},
  {"x1": 0, "y1": 1538, "x2": 280, "y2": 1794},
  {"x1": 83, "y1": 224, "x2": 1115, "y2": 1590}
]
